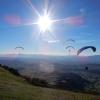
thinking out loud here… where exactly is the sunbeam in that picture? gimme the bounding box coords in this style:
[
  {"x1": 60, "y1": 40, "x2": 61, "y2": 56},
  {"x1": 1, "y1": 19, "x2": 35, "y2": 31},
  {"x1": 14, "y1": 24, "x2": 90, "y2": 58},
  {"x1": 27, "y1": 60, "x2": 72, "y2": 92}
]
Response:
[
  {"x1": 48, "y1": 28, "x2": 61, "y2": 44},
  {"x1": 51, "y1": 18, "x2": 68, "y2": 23},
  {"x1": 27, "y1": 0, "x2": 41, "y2": 18},
  {"x1": 0, "y1": 22, "x2": 39, "y2": 28}
]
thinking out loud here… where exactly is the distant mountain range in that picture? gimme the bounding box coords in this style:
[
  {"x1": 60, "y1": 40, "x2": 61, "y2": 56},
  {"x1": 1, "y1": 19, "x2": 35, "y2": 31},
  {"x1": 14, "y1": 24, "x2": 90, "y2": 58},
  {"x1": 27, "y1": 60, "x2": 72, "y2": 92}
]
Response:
[{"x1": 0, "y1": 54, "x2": 100, "y2": 64}]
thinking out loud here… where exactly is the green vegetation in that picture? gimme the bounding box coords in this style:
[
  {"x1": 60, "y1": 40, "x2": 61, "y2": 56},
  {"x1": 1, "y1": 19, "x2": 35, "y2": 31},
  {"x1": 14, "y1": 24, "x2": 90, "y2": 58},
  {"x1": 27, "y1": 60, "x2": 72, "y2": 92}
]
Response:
[
  {"x1": 0, "y1": 64, "x2": 48, "y2": 88},
  {"x1": 21, "y1": 75, "x2": 48, "y2": 87},
  {"x1": 0, "y1": 67, "x2": 100, "y2": 100}
]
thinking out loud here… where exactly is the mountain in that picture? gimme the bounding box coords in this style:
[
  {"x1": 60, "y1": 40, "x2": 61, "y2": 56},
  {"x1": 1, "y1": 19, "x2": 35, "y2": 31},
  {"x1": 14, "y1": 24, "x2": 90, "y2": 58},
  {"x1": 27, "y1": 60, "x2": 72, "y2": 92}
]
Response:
[
  {"x1": 0, "y1": 54, "x2": 100, "y2": 65},
  {"x1": 0, "y1": 66, "x2": 100, "y2": 100}
]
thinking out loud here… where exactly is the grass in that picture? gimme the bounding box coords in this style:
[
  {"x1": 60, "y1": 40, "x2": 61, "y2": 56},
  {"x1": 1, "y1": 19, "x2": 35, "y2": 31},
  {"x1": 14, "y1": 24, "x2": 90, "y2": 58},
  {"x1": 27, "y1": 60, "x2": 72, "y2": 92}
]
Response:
[{"x1": 0, "y1": 67, "x2": 100, "y2": 100}]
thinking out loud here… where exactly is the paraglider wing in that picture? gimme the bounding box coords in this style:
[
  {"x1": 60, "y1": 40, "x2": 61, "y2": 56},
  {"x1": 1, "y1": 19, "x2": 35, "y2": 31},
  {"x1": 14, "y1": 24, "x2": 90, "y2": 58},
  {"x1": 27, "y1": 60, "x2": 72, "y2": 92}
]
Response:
[
  {"x1": 66, "y1": 46, "x2": 75, "y2": 49},
  {"x1": 15, "y1": 46, "x2": 24, "y2": 50},
  {"x1": 63, "y1": 39, "x2": 75, "y2": 45},
  {"x1": 77, "y1": 46, "x2": 96, "y2": 56}
]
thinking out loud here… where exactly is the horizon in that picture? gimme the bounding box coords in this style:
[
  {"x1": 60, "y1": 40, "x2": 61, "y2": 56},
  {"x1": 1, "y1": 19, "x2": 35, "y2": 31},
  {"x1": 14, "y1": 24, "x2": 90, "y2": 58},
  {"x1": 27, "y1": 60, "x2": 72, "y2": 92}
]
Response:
[{"x1": 0, "y1": 53, "x2": 100, "y2": 57}]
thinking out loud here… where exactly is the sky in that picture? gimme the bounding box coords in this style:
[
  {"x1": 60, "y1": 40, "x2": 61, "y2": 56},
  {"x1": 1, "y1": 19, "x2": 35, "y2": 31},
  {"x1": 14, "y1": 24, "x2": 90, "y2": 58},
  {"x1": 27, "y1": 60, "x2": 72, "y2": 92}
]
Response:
[{"x1": 0, "y1": 0, "x2": 100, "y2": 56}]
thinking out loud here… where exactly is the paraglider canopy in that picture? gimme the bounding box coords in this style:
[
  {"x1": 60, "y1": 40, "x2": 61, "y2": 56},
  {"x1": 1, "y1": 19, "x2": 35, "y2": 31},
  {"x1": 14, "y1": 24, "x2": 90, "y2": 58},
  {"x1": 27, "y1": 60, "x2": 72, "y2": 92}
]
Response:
[
  {"x1": 66, "y1": 46, "x2": 75, "y2": 49},
  {"x1": 15, "y1": 46, "x2": 24, "y2": 54},
  {"x1": 63, "y1": 39, "x2": 75, "y2": 45},
  {"x1": 15, "y1": 46, "x2": 24, "y2": 50},
  {"x1": 77, "y1": 46, "x2": 96, "y2": 56}
]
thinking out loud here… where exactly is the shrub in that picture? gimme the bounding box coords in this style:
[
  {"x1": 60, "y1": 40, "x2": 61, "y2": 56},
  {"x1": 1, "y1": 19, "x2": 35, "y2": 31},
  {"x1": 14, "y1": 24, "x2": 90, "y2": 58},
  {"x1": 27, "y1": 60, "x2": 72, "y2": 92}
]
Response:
[
  {"x1": 21, "y1": 75, "x2": 31, "y2": 82},
  {"x1": 31, "y1": 77, "x2": 48, "y2": 87},
  {"x1": 3, "y1": 65, "x2": 9, "y2": 70},
  {"x1": 9, "y1": 67, "x2": 20, "y2": 76}
]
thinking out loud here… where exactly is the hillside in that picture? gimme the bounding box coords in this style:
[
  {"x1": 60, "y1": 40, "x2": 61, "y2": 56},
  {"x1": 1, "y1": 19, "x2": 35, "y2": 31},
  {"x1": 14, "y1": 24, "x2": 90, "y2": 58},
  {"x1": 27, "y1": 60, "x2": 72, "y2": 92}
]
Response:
[{"x1": 0, "y1": 67, "x2": 100, "y2": 100}]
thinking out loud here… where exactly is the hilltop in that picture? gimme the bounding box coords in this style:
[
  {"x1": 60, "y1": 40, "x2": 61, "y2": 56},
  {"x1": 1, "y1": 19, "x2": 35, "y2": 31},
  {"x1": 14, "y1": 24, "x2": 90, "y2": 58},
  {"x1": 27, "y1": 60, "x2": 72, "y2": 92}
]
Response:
[{"x1": 0, "y1": 66, "x2": 100, "y2": 100}]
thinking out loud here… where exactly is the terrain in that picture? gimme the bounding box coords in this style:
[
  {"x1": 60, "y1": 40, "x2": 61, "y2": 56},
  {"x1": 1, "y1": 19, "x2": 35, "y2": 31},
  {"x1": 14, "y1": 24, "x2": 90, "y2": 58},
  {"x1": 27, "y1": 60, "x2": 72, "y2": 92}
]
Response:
[
  {"x1": 0, "y1": 66, "x2": 100, "y2": 100},
  {"x1": 0, "y1": 54, "x2": 100, "y2": 94}
]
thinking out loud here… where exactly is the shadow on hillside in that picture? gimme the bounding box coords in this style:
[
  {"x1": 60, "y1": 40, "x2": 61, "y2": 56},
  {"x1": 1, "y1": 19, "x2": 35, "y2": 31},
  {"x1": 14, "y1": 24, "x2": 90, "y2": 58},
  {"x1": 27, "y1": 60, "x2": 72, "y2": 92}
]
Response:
[{"x1": 54, "y1": 73, "x2": 90, "y2": 91}]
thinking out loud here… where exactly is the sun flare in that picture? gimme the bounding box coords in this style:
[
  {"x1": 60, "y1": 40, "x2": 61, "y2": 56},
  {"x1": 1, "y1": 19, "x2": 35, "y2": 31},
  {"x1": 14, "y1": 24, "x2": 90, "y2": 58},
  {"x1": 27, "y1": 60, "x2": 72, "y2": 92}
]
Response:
[{"x1": 38, "y1": 16, "x2": 51, "y2": 30}]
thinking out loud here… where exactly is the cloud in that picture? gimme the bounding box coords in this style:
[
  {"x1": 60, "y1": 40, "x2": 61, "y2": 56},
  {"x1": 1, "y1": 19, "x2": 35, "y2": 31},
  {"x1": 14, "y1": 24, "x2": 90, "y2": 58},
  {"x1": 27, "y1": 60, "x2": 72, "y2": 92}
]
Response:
[
  {"x1": 80, "y1": 8, "x2": 85, "y2": 14},
  {"x1": 77, "y1": 39, "x2": 99, "y2": 43},
  {"x1": 47, "y1": 40, "x2": 59, "y2": 43},
  {"x1": 65, "y1": 36, "x2": 84, "y2": 39},
  {"x1": 43, "y1": 39, "x2": 59, "y2": 43},
  {"x1": 81, "y1": 33, "x2": 93, "y2": 35},
  {"x1": 78, "y1": 25, "x2": 89, "y2": 29}
]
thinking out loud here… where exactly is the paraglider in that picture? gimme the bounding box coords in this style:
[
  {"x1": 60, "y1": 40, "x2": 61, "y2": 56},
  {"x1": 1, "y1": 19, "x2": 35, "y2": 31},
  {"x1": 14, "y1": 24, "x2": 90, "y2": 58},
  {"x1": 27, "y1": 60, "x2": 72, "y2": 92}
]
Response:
[
  {"x1": 66, "y1": 46, "x2": 75, "y2": 55},
  {"x1": 15, "y1": 46, "x2": 24, "y2": 54},
  {"x1": 63, "y1": 39, "x2": 75, "y2": 45},
  {"x1": 15, "y1": 46, "x2": 24, "y2": 50},
  {"x1": 69, "y1": 50, "x2": 71, "y2": 55},
  {"x1": 69, "y1": 50, "x2": 71, "y2": 52},
  {"x1": 77, "y1": 46, "x2": 96, "y2": 56},
  {"x1": 85, "y1": 66, "x2": 88, "y2": 70}
]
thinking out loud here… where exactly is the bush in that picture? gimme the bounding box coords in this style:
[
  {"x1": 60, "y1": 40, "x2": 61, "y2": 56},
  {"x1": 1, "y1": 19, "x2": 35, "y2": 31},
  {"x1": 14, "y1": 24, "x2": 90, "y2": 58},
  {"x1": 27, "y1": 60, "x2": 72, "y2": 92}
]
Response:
[
  {"x1": 21, "y1": 75, "x2": 31, "y2": 82},
  {"x1": 31, "y1": 77, "x2": 48, "y2": 87},
  {"x1": 40, "y1": 79, "x2": 48, "y2": 87},
  {"x1": 31, "y1": 77, "x2": 40, "y2": 86},
  {"x1": 0, "y1": 64, "x2": 2, "y2": 67},
  {"x1": 3, "y1": 65, "x2": 9, "y2": 70},
  {"x1": 9, "y1": 67, "x2": 20, "y2": 76}
]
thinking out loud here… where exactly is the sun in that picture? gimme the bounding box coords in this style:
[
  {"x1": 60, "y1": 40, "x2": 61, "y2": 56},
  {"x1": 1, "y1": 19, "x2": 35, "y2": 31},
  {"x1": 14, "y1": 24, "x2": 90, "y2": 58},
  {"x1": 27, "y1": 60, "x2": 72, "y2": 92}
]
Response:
[{"x1": 38, "y1": 16, "x2": 51, "y2": 30}]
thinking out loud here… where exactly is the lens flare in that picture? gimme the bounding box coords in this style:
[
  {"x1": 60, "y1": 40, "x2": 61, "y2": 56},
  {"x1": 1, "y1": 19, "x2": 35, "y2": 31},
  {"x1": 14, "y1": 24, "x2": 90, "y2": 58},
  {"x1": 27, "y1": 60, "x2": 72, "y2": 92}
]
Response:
[{"x1": 38, "y1": 16, "x2": 51, "y2": 30}]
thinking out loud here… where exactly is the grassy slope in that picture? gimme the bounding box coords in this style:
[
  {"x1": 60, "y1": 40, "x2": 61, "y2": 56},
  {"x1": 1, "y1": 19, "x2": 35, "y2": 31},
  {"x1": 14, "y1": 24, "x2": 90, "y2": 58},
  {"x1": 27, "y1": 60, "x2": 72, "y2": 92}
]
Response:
[{"x1": 0, "y1": 67, "x2": 100, "y2": 100}]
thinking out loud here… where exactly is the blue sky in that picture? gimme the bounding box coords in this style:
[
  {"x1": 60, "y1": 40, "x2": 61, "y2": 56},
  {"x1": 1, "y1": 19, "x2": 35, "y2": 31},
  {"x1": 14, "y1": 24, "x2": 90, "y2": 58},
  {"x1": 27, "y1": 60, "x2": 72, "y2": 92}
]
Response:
[{"x1": 0, "y1": 0, "x2": 100, "y2": 56}]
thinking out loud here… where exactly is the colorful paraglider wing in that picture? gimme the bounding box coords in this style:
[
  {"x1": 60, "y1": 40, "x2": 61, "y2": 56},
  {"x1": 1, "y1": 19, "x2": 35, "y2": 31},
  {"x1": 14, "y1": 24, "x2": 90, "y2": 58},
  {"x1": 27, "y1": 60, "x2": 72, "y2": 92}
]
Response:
[{"x1": 77, "y1": 46, "x2": 96, "y2": 56}]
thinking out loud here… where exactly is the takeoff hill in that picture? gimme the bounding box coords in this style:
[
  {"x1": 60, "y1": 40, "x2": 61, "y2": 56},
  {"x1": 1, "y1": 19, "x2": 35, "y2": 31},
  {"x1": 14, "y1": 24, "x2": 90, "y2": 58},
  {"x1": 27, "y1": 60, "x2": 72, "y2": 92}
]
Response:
[{"x1": 0, "y1": 67, "x2": 100, "y2": 100}]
